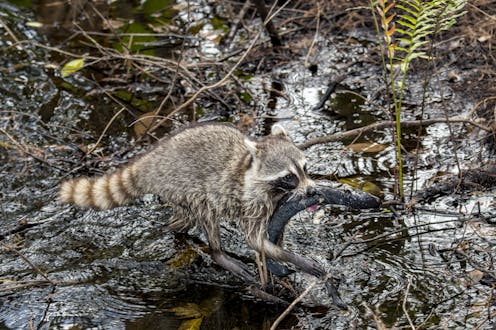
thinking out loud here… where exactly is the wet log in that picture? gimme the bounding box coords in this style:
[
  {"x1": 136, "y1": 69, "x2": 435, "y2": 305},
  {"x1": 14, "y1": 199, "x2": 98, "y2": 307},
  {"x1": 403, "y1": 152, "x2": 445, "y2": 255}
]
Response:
[{"x1": 415, "y1": 163, "x2": 496, "y2": 203}]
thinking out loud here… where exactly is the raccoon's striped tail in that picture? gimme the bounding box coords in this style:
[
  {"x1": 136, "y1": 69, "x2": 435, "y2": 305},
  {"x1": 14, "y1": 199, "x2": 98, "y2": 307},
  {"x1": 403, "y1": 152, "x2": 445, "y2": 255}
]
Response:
[{"x1": 59, "y1": 164, "x2": 140, "y2": 210}]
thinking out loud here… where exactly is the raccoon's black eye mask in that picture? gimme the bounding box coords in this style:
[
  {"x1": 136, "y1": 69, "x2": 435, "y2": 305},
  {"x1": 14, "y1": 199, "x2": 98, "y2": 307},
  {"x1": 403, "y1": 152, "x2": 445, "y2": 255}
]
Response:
[{"x1": 272, "y1": 173, "x2": 298, "y2": 191}]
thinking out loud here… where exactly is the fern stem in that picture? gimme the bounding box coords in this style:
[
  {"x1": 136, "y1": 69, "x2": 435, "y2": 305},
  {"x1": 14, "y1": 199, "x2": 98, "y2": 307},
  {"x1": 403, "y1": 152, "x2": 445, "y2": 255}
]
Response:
[
  {"x1": 396, "y1": 72, "x2": 407, "y2": 199},
  {"x1": 390, "y1": 61, "x2": 405, "y2": 200}
]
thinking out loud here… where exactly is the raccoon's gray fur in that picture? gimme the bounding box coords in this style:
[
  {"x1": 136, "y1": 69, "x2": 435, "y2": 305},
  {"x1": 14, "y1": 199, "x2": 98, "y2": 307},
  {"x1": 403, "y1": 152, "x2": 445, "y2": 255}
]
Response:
[{"x1": 60, "y1": 123, "x2": 315, "y2": 282}]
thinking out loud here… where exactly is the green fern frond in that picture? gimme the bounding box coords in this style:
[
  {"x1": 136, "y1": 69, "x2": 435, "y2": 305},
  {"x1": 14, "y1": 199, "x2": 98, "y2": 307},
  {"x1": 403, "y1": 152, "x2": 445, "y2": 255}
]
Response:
[
  {"x1": 388, "y1": 0, "x2": 467, "y2": 74},
  {"x1": 371, "y1": 0, "x2": 467, "y2": 199}
]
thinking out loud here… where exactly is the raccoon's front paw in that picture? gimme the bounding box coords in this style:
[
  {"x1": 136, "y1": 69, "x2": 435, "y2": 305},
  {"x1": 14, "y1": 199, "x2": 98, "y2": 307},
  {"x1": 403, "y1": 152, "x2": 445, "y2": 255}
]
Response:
[{"x1": 294, "y1": 257, "x2": 326, "y2": 278}]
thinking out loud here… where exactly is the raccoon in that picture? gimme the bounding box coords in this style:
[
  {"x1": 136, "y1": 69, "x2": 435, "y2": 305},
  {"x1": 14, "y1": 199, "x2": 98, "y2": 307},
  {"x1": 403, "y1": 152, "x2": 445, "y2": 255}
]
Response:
[{"x1": 59, "y1": 123, "x2": 316, "y2": 283}]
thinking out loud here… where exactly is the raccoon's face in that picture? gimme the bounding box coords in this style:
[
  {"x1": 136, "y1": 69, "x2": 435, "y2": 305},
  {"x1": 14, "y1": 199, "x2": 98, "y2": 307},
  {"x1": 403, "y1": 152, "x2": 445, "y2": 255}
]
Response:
[{"x1": 244, "y1": 125, "x2": 315, "y2": 200}]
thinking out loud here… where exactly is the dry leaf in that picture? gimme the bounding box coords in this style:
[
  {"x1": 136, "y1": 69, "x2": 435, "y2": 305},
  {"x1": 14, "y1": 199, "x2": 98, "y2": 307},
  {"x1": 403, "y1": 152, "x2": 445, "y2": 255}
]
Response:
[
  {"x1": 169, "y1": 303, "x2": 203, "y2": 319},
  {"x1": 467, "y1": 269, "x2": 483, "y2": 285},
  {"x1": 178, "y1": 318, "x2": 203, "y2": 330},
  {"x1": 133, "y1": 112, "x2": 158, "y2": 138},
  {"x1": 346, "y1": 142, "x2": 386, "y2": 153},
  {"x1": 167, "y1": 245, "x2": 200, "y2": 269},
  {"x1": 103, "y1": 19, "x2": 126, "y2": 30},
  {"x1": 339, "y1": 178, "x2": 381, "y2": 196}
]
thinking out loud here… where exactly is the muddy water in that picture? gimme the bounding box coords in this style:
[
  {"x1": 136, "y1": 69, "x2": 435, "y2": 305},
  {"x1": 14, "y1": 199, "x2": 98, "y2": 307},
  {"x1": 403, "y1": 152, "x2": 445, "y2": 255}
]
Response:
[{"x1": 1, "y1": 2, "x2": 495, "y2": 330}]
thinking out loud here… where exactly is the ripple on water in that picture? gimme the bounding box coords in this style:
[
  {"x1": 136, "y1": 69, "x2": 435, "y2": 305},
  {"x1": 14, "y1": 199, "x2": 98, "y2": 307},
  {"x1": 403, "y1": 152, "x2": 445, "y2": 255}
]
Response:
[{"x1": 0, "y1": 285, "x2": 149, "y2": 329}]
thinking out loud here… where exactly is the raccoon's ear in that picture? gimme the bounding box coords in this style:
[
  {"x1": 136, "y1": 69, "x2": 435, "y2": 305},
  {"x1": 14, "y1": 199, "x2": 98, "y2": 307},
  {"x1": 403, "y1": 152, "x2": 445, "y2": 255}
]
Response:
[
  {"x1": 244, "y1": 138, "x2": 259, "y2": 158},
  {"x1": 271, "y1": 124, "x2": 289, "y2": 139}
]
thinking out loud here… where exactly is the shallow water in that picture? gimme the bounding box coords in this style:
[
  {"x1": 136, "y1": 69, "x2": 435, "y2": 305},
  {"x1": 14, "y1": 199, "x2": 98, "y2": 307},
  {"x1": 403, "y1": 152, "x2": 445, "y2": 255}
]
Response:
[{"x1": 1, "y1": 1, "x2": 495, "y2": 329}]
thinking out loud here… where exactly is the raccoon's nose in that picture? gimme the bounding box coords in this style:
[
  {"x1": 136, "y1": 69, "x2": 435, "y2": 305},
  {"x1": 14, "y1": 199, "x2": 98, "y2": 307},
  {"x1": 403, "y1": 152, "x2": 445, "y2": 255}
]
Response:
[{"x1": 306, "y1": 186, "x2": 316, "y2": 197}]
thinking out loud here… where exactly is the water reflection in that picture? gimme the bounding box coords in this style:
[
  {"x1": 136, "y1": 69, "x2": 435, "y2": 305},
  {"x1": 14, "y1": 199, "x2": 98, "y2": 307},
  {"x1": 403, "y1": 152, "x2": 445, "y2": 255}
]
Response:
[{"x1": 33, "y1": 0, "x2": 108, "y2": 36}]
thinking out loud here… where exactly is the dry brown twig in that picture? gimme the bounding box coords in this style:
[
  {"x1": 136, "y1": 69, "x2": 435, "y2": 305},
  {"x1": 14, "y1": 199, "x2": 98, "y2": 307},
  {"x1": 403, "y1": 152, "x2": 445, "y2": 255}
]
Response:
[
  {"x1": 0, "y1": 17, "x2": 19, "y2": 43},
  {"x1": 270, "y1": 277, "x2": 321, "y2": 330},
  {"x1": 0, "y1": 243, "x2": 55, "y2": 286},
  {"x1": 304, "y1": 1, "x2": 321, "y2": 67},
  {"x1": 0, "y1": 280, "x2": 52, "y2": 292},
  {"x1": 297, "y1": 117, "x2": 492, "y2": 150},
  {"x1": 363, "y1": 303, "x2": 388, "y2": 330},
  {"x1": 403, "y1": 275, "x2": 416, "y2": 330},
  {"x1": 85, "y1": 107, "x2": 127, "y2": 155},
  {"x1": 223, "y1": 0, "x2": 252, "y2": 49},
  {"x1": 0, "y1": 128, "x2": 68, "y2": 172}
]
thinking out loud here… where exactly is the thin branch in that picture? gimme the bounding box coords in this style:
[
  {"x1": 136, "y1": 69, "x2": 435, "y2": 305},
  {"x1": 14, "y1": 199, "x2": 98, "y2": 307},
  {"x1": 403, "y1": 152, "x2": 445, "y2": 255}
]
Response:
[
  {"x1": 223, "y1": 0, "x2": 252, "y2": 49},
  {"x1": 363, "y1": 303, "x2": 388, "y2": 330},
  {"x1": 1, "y1": 243, "x2": 56, "y2": 285},
  {"x1": 0, "y1": 128, "x2": 67, "y2": 172},
  {"x1": 403, "y1": 275, "x2": 416, "y2": 330},
  {"x1": 270, "y1": 278, "x2": 321, "y2": 330},
  {"x1": 297, "y1": 117, "x2": 492, "y2": 150},
  {"x1": 85, "y1": 107, "x2": 128, "y2": 155},
  {"x1": 304, "y1": 1, "x2": 321, "y2": 67},
  {"x1": 0, "y1": 17, "x2": 19, "y2": 43},
  {"x1": 312, "y1": 74, "x2": 346, "y2": 111},
  {"x1": 0, "y1": 280, "x2": 52, "y2": 292},
  {"x1": 474, "y1": 309, "x2": 496, "y2": 330}
]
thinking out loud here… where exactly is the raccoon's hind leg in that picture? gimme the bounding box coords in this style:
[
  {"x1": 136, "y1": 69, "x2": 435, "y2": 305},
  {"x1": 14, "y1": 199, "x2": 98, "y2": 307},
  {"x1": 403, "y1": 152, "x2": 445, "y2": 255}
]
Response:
[
  {"x1": 202, "y1": 221, "x2": 256, "y2": 283},
  {"x1": 248, "y1": 236, "x2": 347, "y2": 310}
]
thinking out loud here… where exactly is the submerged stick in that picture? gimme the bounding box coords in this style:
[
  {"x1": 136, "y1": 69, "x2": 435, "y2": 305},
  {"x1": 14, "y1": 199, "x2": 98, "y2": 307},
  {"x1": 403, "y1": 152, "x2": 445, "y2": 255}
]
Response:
[{"x1": 312, "y1": 74, "x2": 346, "y2": 111}]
